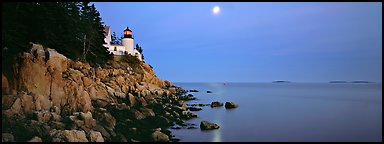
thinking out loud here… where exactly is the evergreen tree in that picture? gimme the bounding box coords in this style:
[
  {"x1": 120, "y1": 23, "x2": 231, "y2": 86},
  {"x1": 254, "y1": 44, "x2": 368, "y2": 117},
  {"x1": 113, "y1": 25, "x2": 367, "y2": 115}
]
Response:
[
  {"x1": 2, "y1": 2, "x2": 111, "y2": 71},
  {"x1": 111, "y1": 32, "x2": 117, "y2": 44}
]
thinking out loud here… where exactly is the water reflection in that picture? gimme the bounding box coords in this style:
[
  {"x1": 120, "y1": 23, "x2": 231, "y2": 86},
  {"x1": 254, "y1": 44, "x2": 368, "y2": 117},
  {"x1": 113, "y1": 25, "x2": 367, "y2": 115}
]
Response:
[{"x1": 211, "y1": 106, "x2": 222, "y2": 142}]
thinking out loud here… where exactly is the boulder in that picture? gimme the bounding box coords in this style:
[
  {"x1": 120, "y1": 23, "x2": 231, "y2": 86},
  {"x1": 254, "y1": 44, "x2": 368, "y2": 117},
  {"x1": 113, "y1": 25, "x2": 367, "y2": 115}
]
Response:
[
  {"x1": 2, "y1": 133, "x2": 14, "y2": 142},
  {"x1": 89, "y1": 131, "x2": 104, "y2": 142},
  {"x1": 187, "y1": 107, "x2": 202, "y2": 111},
  {"x1": 127, "y1": 93, "x2": 136, "y2": 107},
  {"x1": 34, "y1": 111, "x2": 53, "y2": 123},
  {"x1": 151, "y1": 131, "x2": 169, "y2": 142},
  {"x1": 28, "y1": 136, "x2": 42, "y2": 142},
  {"x1": 210, "y1": 101, "x2": 223, "y2": 108},
  {"x1": 225, "y1": 102, "x2": 238, "y2": 109},
  {"x1": 133, "y1": 110, "x2": 146, "y2": 120},
  {"x1": 140, "y1": 107, "x2": 155, "y2": 117},
  {"x1": 200, "y1": 121, "x2": 220, "y2": 130},
  {"x1": 50, "y1": 130, "x2": 89, "y2": 142},
  {"x1": 189, "y1": 89, "x2": 199, "y2": 92},
  {"x1": 79, "y1": 111, "x2": 97, "y2": 129}
]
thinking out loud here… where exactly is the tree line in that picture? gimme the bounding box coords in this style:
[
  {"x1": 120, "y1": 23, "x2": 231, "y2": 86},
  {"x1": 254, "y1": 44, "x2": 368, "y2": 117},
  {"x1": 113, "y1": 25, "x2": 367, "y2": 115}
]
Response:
[{"x1": 2, "y1": 2, "x2": 112, "y2": 69}]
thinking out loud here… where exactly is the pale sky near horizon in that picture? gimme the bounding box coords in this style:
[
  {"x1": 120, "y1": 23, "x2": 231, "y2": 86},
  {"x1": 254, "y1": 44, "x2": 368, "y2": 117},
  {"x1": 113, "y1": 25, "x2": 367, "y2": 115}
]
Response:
[{"x1": 93, "y1": 2, "x2": 382, "y2": 83}]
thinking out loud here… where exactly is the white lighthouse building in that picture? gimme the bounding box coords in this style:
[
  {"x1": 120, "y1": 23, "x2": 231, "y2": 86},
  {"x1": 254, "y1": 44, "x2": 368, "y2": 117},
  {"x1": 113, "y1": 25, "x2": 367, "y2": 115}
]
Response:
[{"x1": 103, "y1": 26, "x2": 142, "y2": 61}]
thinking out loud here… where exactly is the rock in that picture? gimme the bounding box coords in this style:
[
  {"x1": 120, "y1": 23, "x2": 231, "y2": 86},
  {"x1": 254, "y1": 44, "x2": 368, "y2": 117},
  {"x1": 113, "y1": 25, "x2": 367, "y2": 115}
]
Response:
[
  {"x1": 137, "y1": 97, "x2": 147, "y2": 107},
  {"x1": 164, "y1": 80, "x2": 173, "y2": 87},
  {"x1": 94, "y1": 125, "x2": 110, "y2": 140},
  {"x1": 82, "y1": 77, "x2": 93, "y2": 88},
  {"x1": 28, "y1": 136, "x2": 42, "y2": 142},
  {"x1": 187, "y1": 107, "x2": 202, "y2": 111},
  {"x1": 34, "y1": 111, "x2": 52, "y2": 123},
  {"x1": 198, "y1": 104, "x2": 210, "y2": 107},
  {"x1": 170, "y1": 126, "x2": 181, "y2": 129},
  {"x1": 206, "y1": 90, "x2": 212, "y2": 93},
  {"x1": 200, "y1": 121, "x2": 220, "y2": 130},
  {"x1": 2, "y1": 133, "x2": 14, "y2": 142},
  {"x1": 210, "y1": 101, "x2": 223, "y2": 107},
  {"x1": 189, "y1": 89, "x2": 199, "y2": 92},
  {"x1": 30, "y1": 43, "x2": 46, "y2": 60},
  {"x1": 50, "y1": 130, "x2": 89, "y2": 142},
  {"x1": 79, "y1": 111, "x2": 97, "y2": 129},
  {"x1": 151, "y1": 131, "x2": 169, "y2": 142},
  {"x1": 93, "y1": 110, "x2": 116, "y2": 131},
  {"x1": 127, "y1": 93, "x2": 136, "y2": 107},
  {"x1": 2, "y1": 74, "x2": 10, "y2": 95},
  {"x1": 114, "y1": 91, "x2": 126, "y2": 99},
  {"x1": 2, "y1": 94, "x2": 17, "y2": 110},
  {"x1": 89, "y1": 131, "x2": 104, "y2": 142},
  {"x1": 133, "y1": 110, "x2": 146, "y2": 120},
  {"x1": 140, "y1": 107, "x2": 155, "y2": 117},
  {"x1": 181, "y1": 111, "x2": 197, "y2": 119},
  {"x1": 225, "y1": 102, "x2": 239, "y2": 109}
]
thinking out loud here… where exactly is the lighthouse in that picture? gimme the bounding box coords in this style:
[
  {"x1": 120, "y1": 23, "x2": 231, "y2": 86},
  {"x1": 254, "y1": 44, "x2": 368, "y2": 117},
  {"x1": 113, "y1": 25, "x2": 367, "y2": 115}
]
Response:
[
  {"x1": 103, "y1": 26, "x2": 142, "y2": 61},
  {"x1": 122, "y1": 27, "x2": 134, "y2": 55}
]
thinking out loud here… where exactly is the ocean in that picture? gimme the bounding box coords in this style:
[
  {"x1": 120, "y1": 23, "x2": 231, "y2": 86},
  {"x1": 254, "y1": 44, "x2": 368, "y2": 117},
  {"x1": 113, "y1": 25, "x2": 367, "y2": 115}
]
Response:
[{"x1": 170, "y1": 82, "x2": 382, "y2": 142}]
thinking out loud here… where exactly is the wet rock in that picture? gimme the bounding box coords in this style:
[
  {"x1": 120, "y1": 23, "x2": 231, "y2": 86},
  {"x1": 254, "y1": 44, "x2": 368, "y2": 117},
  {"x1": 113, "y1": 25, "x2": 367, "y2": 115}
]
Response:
[
  {"x1": 225, "y1": 102, "x2": 239, "y2": 109},
  {"x1": 187, "y1": 107, "x2": 202, "y2": 111},
  {"x1": 210, "y1": 101, "x2": 223, "y2": 107},
  {"x1": 181, "y1": 111, "x2": 197, "y2": 119},
  {"x1": 200, "y1": 121, "x2": 220, "y2": 130},
  {"x1": 189, "y1": 89, "x2": 199, "y2": 92},
  {"x1": 199, "y1": 104, "x2": 210, "y2": 107},
  {"x1": 170, "y1": 126, "x2": 181, "y2": 129}
]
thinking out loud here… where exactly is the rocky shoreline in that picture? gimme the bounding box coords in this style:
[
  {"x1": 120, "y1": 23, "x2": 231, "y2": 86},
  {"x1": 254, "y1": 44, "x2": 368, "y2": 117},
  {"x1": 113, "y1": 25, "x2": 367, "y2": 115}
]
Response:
[
  {"x1": 2, "y1": 44, "x2": 239, "y2": 142},
  {"x1": 1, "y1": 44, "x2": 201, "y2": 142}
]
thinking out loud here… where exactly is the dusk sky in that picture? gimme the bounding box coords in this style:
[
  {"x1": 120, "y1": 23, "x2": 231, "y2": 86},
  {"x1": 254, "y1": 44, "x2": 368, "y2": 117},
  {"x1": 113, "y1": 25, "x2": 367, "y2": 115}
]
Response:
[{"x1": 93, "y1": 2, "x2": 382, "y2": 83}]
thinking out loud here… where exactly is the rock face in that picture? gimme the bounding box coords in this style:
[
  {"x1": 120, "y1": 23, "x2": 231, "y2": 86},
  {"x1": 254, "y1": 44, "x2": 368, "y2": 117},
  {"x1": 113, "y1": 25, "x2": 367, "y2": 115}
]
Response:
[
  {"x1": 225, "y1": 102, "x2": 238, "y2": 109},
  {"x1": 200, "y1": 121, "x2": 220, "y2": 130},
  {"x1": 2, "y1": 43, "x2": 197, "y2": 142}
]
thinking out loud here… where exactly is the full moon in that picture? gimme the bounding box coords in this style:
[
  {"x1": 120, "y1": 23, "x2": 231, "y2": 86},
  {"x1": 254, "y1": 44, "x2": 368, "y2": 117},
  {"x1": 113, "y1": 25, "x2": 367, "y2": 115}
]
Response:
[{"x1": 212, "y1": 6, "x2": 220, "y2": 14}]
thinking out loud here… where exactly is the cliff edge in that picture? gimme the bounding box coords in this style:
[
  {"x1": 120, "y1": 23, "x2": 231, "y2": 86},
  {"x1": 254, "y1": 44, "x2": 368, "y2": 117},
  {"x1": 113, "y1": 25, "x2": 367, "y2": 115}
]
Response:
[{"x1": 2, "y1": 44, "x2": 194, "y2": 142}]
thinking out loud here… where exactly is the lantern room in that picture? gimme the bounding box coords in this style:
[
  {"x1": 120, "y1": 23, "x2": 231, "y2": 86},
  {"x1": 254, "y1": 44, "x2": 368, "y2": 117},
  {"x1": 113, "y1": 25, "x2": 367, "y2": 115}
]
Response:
[{"x1": 124, "y1": 27, "x2": 133, "y2": 38}]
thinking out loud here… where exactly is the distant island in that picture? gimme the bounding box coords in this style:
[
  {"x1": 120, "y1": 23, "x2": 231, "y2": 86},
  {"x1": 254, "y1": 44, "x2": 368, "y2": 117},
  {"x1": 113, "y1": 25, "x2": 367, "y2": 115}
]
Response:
[
  {"x1": 329, "y1": 81, "x2": 348, "y2": 83},
  {"x1": 350, "y1": 81, "x2": 375, "y2": 83},
  {"x1": 329, "y1": 81, "x2": 375, "y2": 83},
  {"x1": 272, "y1": 80, "x2": 291, "y2": 83}
]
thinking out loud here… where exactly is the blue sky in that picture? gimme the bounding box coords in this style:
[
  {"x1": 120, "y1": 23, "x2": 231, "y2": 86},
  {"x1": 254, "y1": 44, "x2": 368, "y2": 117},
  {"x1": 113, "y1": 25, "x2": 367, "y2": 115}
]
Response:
[{"x1": 93, "y1": 2, "x2": 382, "y2": 83}]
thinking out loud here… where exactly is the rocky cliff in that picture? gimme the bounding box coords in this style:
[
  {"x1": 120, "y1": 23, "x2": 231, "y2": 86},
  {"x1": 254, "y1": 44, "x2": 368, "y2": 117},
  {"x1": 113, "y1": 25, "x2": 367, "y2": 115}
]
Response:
[{"x1": 2, "y1": 44, "x2": 194, "y2": 142}]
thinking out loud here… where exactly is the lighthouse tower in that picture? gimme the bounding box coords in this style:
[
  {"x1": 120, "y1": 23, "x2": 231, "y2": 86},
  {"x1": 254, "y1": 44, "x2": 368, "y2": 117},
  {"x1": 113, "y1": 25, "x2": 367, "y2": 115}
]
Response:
[{"x1": 122, "y1": 27, "x2": 134, "y2": 55}]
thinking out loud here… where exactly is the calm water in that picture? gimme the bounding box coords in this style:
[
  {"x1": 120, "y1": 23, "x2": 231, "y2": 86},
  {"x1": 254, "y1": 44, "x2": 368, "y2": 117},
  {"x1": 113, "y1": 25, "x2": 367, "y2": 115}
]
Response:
[{"x1": 170, "y1": 83, "x2": 382, "y2": 142}]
